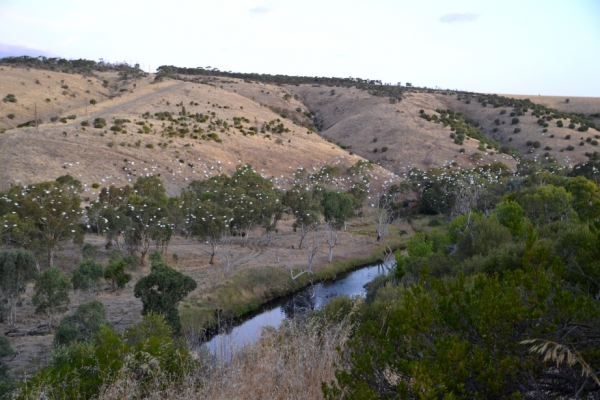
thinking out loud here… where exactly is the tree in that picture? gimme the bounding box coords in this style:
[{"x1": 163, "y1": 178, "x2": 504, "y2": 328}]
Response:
[
  {"x1": 321, "y1": 190, "x2": 354, "y2": 261},
  {"x1": 1, "y1": 181, "x2": 83, "y2": 267},
  {"x1": 516, "y1": 184, "x2": 575, "y2": 225},
  {"x1": 373, "y1": 194, "x2": 395, "y2": 243},
  {"x1": 493, "y1": 200, "x2": 527, "y2": 239},
  {"x1": 32, "y1": 266, "x2": 71, "y2": 326},
  {"x1": 190, "y1": 200, "x2": 232, "y2": 264},
  {"x1": 120, "y1": 195, "x2": 170, "y2": 266},
  {"x1": 54, "y1": 300, "x2": 107, "y2": 346},
  {"x1": 55, "y1": 174, "x2": 82, "y2": 197},
  {"x1": 0, "y1": 249, "x2": 37, "y2": 326},
  {"x1": 71, "y1": 259, "x2": 104, "y2": 294},
  {"x1": 134, "y1": 252, "x2": 197, "y2": 333},
  {"x1": 104, "y1": 260, "x2": 131, "y2": 290},
  {"x1": 565, "y1": 176, "x2": 600, "y2": 221},
  {"x1": 283, "y1": 185, "x2": 322, "y2": 249}
]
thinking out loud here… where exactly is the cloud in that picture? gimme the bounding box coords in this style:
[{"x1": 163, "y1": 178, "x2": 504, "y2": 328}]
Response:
[
  {"x1": 0, "y1": 43, "x2": 54, "y2": 58},
  {"x1": 249, "y1": 6, "x2": 270, "y2": 14},
  {"x1": 439, "y1": 12, "x2": 480, "y2": 23}
]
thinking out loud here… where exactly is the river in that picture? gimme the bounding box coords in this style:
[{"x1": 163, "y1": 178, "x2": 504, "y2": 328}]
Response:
[{"x1": 201, "y1": 261, "x2": 392, "y2": 359}]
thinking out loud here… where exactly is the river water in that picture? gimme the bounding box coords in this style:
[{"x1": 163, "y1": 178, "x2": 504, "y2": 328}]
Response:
[{"x1": 201, "y1": 262, "x2": 391, "y2": 358}]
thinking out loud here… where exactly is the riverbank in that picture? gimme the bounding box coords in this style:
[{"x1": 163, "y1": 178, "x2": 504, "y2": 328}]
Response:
[{"x1": 179, "y1": 239, "x2": 405, "y2": 336}]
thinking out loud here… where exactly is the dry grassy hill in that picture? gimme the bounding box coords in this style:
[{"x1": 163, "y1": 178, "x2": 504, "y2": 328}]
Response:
[
  {"x1": 2, "y1": 63, "x2": 599, "y2": 200},
  {"x1": 437, "y1": 94, "x2": 600, "y2": 168},
  {"x1": 0, "y1": 66, "x2": 397, "y2": 198}
]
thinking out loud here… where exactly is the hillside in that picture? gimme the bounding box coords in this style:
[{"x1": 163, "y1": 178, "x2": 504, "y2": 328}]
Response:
[
  {"x1": 0, "y1": 65, "x2": 397, "y2": 198},
  {"x1": 1, "y1": 60, "x2": 599, "y2": 198}
]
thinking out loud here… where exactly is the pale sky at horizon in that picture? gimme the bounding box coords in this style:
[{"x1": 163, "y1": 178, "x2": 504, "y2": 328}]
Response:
[{"x1": 1, "y1": 0, "x2": 599, "y2": 97}]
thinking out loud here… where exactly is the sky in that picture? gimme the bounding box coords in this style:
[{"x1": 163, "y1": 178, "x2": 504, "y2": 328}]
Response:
[{"x1": 0, "y1": 0, "x2": 599, "y2": 96}]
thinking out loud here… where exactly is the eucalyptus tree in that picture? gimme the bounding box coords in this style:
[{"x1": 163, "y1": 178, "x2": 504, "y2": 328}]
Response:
[
  {"x1": 283, "y1": 185, "x2": 322, "y2": 249},
  {"x1": 1, "y1": 181, "x2": 83, "y2": 267},
  {"x1": 0, "y1": 249, "x2": 37, "y2": 326},
  {"x1": 321, "y1": 189, "x2": 354, "y2": 261}
]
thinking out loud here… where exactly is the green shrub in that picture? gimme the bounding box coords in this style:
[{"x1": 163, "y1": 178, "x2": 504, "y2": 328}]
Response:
[
  {"x1": 54, "y1": 300, "x2": 107, "y2": 346},
  {"x1": 71, "y1": 260, "x2": 104, "y2": 293},
  {"x1": 134, "y1": 252, "x2": 197, "y2": 333},
  {"x1": 566, "y1": 134, "x2": 571, "y2": 139},
  {"x1": 89, "y1": 99, "x2": 97, "y2": 105},
  {"x1": 67, "y1": 115, "x2": 76, "y2": 120},
  {"x1": 511, "y1": 117, "x2": 519, "y2": 124},
  {"x1": 381, "y1": 146, "x2": 388, "y2": 152},
  {"x1": 93, "y1": 118, "x2": 107, "y2": 128},
  {"x1": 19, "y1": 316, "x2": 195, "y2": 400},
  {"x1": 3, "y1": 94, "x2": 16, "y2": 103},
  {"x1": 6, "y1": 113, "x2": 15, "y2": 120},
  {"x1": 514, "y1": 128, "x2": 521, "y2": 133},
  {"x1": 104, "y1": 261, "x2": 131, "y2": 290},
  {"x1": 533, "y1": 141, "x2": 541, "y2": 148},
  {"x1": 567, "y1": 145, "x2": 575, "y2": 151}
]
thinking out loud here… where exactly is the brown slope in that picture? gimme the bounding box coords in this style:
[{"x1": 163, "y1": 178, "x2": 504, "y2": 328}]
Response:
[
  {"x1": 436, "y1": 94, "x2": 600, "y2": 168},
  {"x1": 0, "y1": 67, "x2": 397, "y2": 198},
  {"x1": 282, "y1": 85, "x2": 517, "y2": 176}
]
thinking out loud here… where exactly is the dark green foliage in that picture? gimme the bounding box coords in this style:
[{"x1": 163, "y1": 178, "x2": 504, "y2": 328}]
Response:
[
  {"x1": 104, "y1": 261, "x2": 131, "y2": 290},
  {"x1": 93, "y1": 117, "x2": 107, "y2": 129},
  {"x1": 514, "y1": 128, "x2": 521, "y2": 133},
  {"x1": 0, "y1": 336, "x2": 13, "y2": 397},
  {"x1": 18, "y1": 315, "x2": 194, "y2": 399},
  {"x1": 2, "y1": 94, "x2": 16, "y2": 103},
  {"x1": 324, "y1": 263, "x2": 600, "y2": 399},
  {"x1": 6, "y1": 114, "x2": 14, "y2": 120},
  {"x1": 32, "y1": 266, "x2": 71, "y2": 322},
  {"x1": 54, "y1": 300, "x2": 107, "y2": 346},
  {"x1": 134, "y1": 253, "x2": 197, "y2": 333},
  {"x1": 0, "y1": 250, "x2": 37, "y2": 326},
  {"x1": 321, "y1": 190, "x2": 354, "y2": 230},
  {"x1": 71, "y1": 259, "x2": 104, "y2": 293},
  {"x1": 511, "y1": 117, "x2": 520, "y2": 124}
]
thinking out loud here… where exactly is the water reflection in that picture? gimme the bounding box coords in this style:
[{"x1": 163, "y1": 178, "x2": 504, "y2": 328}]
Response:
[{"x1": 202, "y1": 262, "x2": 392, "y2": 358}]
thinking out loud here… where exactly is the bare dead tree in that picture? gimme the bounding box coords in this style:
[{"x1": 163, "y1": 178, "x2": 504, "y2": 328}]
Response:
[
  {"x1": 374, "y1": 194, "x2": 395, "y2": 244},
  {"x1": 323, "y1": 221, "x2": 338, "y2": 262},
  {"x1": 279, "y1": 229, "x2": 321, "y2": 280},
  {"x1": 304, "y1": 229, "x2": 321, "y2": 273},
  {"x1": 450, "y1": 174, "x2": 481, "y2": 222},
  {"x1": 215, "y1": 236, "x2": 236, "y2": 272}
]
